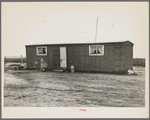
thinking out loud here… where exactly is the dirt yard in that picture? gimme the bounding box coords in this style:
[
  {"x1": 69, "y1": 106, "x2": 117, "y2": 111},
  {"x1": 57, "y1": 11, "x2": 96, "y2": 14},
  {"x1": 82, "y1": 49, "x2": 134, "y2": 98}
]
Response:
[{"x1": 4, "y1": 65, "x2": 145, "y2": 107}]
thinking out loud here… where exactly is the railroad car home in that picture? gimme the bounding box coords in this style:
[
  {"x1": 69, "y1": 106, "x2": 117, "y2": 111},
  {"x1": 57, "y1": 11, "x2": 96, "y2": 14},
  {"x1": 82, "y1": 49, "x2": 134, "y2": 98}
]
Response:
[{"x1": 26, "y1": 41, "x2": 134, "y2": 73}]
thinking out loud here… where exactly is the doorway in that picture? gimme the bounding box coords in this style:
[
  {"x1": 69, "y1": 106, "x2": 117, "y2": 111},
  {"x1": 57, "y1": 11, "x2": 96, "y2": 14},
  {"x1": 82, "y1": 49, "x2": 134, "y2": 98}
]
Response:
[{"x1": 60, "y1": 47, "x2": 67, "y2": 68}]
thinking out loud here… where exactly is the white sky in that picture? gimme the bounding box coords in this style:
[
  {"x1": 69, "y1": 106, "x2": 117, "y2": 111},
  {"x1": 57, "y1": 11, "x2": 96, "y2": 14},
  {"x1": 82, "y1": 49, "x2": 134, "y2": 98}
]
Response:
[{"x1": 2, "y1": 2, "x2": 149, "y2": 58}]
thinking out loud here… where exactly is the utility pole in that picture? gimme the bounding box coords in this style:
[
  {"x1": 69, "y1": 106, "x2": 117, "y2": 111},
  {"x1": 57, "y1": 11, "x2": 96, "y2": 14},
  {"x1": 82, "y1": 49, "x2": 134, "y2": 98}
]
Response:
[{"x1": 95, "y1": 17, "x2": 98, "y2": 43}]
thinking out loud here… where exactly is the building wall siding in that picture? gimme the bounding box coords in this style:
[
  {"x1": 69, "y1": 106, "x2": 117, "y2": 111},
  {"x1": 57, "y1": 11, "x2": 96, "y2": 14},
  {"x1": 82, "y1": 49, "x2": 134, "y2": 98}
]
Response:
[
  {"x1": 26, "y1": 43, "x2": 133, "y2": 73},
  {"x1": 124, "y1": 45, "x2": 133, "y2": 70},
  {"x1": 67, "y1": 45, "x2": 120, "y2": 72},
  {"x1": 26, "y1": 47, "x2": 36, "y2": 69}
]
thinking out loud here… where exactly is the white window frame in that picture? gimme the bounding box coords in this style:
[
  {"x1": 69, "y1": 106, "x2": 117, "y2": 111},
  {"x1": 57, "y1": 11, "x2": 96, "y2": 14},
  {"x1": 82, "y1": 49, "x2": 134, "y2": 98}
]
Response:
[
  {"x1": 36, "y1": 46, "x2": 47, "y2": 56},
  {"x1": 89, "y1": 45, "x2": 104, "y2": 56}
]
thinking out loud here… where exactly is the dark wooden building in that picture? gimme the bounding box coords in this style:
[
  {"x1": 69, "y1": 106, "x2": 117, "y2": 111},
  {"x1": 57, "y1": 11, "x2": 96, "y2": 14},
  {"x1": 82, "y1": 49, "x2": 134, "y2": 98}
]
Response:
[{"x1": 26, "y1": 41, "x2": 134, "y2": 73}]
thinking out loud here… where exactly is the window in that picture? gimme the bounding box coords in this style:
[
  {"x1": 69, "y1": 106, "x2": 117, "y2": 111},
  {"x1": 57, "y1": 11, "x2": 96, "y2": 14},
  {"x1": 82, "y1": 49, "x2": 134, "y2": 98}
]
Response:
[
  {"x1": 36, "y1": 46, "x2": 47, "y2": 55},
  {"x1": 89, "y1": 45, "x2": 104, "y2": 56}
]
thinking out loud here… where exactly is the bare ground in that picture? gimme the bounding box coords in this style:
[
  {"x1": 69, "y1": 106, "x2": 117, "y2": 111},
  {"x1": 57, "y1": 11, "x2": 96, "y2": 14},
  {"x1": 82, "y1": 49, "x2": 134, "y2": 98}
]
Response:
[{"x1": 4, "y1": 66, "x2": 145, "y2": 107}]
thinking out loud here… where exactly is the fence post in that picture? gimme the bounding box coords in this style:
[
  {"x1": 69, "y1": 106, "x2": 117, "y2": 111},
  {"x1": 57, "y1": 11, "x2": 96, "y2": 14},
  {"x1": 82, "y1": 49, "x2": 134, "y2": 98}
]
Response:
[{"x1": 21, "y1": 55, "x2": 23, "y2": 64}]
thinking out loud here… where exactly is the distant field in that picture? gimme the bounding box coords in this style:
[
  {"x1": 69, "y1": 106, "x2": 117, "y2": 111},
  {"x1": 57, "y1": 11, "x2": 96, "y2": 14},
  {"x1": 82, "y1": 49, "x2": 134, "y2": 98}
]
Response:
[
  {"x1": 4, "y1": 57, "x2": 145, "y2": 66},
  {"x1": 133, "y1": 58, "x2": 145, "y2": 66},
  {"x1": 4, "y1": 58, "x2": 26, "y2": 62}
]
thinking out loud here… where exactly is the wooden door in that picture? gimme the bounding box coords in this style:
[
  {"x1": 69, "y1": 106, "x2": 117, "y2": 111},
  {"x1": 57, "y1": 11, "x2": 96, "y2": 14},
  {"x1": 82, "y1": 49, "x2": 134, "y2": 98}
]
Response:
[{"x1": 60, "y1": 47, "x2": 67, "y2": 68}]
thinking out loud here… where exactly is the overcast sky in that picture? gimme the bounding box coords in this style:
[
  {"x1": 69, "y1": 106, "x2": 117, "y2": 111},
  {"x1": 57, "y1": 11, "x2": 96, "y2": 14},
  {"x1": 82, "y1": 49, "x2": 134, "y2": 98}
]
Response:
[{"x1": 2, "y1": 2, "x2": 149, "y2": 58}]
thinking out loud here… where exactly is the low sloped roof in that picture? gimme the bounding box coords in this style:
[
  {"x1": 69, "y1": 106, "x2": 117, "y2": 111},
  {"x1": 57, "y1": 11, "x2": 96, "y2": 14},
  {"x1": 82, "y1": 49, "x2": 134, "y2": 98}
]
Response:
[{"x1": 25, "y1": 40, "x2": 134, "y2": 47}]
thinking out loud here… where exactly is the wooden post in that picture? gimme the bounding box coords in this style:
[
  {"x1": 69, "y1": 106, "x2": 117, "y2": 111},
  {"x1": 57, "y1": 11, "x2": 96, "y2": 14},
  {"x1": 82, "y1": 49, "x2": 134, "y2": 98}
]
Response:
[
  {"x1": 4, "y1": 56, "x2": 6, "y2": 62},
  {"x1": 21, "y1": 55, "x2": 23, "y2": 64}
]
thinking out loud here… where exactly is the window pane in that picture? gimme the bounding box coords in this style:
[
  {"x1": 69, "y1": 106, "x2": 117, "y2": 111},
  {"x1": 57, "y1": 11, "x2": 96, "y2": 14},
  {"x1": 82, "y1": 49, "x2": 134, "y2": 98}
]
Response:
[
  {"x1": 37, "y1": 47, "x2": 47, "y2": 55},
  {"x1": 38, "y1": 48, "x2": 43, "y2": 54},
  {"x1": 43, "y1": 48, "x2": 46, "y2": 54},
  {"x1": 90, "y1": 46, "x2": 96, "y2": 54},
  {"x1": 97, "y1": 46, "x2": 102, "y2": 54}
]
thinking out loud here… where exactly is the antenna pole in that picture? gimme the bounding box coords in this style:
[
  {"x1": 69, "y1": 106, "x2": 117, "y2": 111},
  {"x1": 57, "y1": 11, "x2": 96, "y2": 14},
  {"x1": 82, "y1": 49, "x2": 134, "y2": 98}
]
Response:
[{"x1": 95, "y1": 17, "x2": 98, "y2": 43}]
